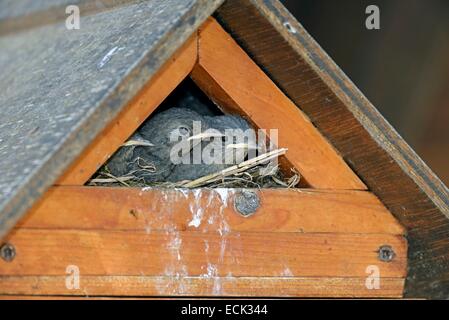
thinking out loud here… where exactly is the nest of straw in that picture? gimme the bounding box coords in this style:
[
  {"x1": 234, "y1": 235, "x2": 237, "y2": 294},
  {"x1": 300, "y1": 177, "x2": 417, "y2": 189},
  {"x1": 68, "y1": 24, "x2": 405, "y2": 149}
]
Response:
[{"x1": 88, "y1": 148, "x2": 300, "y2": 189}]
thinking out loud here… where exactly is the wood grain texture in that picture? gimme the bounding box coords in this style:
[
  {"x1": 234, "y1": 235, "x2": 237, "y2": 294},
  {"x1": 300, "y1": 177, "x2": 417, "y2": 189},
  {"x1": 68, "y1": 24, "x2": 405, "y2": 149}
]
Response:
[
  {"x1": 0, "y1": 0, "x2": 145, "y2": 36},
  {"x1": 18, "y1": 187, "x2": 405, "y2": 235},
  {"x1": 57, "y1": 35, "x2": 197, "y2": 185},
  {"x1": 215, "y1": 0, "x2": 449, "y2": 298},
  {"x1": 0, "y1": 0, "x2": 223, "y2": 241},
  {"x1": 192, "y1": 18, "x2": 366, "y2": 190},
  {"x1": 0, "y1": 276, "x2": 405, "y2": 298},
  {"x1": 3, "y1": 187, "x2": 406, "y2": 297},
  {"x1": 0, "y1": 229, "x2": 407, "y2": 278}
]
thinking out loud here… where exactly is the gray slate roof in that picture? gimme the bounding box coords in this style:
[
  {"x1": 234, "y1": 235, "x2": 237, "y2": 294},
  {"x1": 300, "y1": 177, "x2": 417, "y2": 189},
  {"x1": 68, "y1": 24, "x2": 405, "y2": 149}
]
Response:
[{"x1": 0, "y1": 0, "x2": 222, "y2": 238}]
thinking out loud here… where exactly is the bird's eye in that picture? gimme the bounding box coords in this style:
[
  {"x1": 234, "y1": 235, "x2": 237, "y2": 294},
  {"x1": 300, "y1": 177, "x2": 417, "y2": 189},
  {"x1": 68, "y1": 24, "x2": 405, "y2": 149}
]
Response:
[{"x1": 178, "y1": 126, "x2": 190, "y2": 136}]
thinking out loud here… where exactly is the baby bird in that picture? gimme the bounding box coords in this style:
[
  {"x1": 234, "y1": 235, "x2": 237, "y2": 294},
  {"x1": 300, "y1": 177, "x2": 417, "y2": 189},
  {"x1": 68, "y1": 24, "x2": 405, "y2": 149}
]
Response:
[
  {"x1": 106, "y1": 107, "x2": 254, "y2": 183},
  {"x1": 167, "y1": 114, "x2": 254, "y2": 182},
  {"x1": 106, "y1": 108, "x2": 206, "y2": 182}
]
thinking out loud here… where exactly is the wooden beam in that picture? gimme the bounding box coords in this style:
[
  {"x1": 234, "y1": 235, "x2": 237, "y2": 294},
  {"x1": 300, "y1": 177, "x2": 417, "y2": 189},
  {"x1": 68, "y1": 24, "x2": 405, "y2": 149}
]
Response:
[
  {"x1": 0, "y1": 276, "x2": 405, "y2": 298},
  {"x1": 56, "y1": 35, "x2": 197, "y2": 185},
  {"x1": 18, "y1": 187, "x2": 405, "y2": 235},
  {"x1": 0, "y1": 229, "x2": 407, "y2": 278},
  {"x1": 2, "y1": 187, "x2": 406, "y2": 297},
  {"x1": 192, "y1": 18, "x2": 366, "y2": 190}
]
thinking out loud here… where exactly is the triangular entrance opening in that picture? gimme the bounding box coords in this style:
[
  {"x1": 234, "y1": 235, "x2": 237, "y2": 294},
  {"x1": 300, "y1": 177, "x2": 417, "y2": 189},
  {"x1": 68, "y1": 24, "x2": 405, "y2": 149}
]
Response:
[
  {"x1": 57, "y1": 18, "x2": 364, "y2": 191},
  {"x1": 87, "y1": 77, "x2": 299, "y2": 188}
]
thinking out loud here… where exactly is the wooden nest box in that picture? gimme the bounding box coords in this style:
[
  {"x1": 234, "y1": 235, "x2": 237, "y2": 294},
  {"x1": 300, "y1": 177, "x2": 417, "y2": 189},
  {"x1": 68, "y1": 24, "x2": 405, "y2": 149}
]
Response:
[{"x1": 0, "y1": 0, "x2": 448, "y2": 299}]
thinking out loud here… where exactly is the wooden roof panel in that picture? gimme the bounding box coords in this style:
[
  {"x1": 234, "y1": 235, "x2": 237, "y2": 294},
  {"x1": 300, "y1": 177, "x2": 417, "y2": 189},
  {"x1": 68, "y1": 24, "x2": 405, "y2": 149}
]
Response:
[
  {"x1": 0, "y1": 0, "x2": 77, "y2": 20},
  {"x1": 0, "y1": 0, "x2": 148, "y2": 35},
  {"x1": 0, "y1": 0, "x2": 223, "y2": 238}
]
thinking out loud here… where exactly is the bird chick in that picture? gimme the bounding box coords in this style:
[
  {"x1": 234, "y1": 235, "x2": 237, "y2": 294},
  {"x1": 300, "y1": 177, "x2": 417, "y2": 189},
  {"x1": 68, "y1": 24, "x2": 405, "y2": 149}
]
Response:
[
  {"x1": 167, "y1": 114, "x2": 255, "y2": 182},
  {"x1": 106, "y1": 108, "x2": 207, "y2": 183},
  {"x1": 106, "y1": 107, "x2": 254, "y2": 184}
]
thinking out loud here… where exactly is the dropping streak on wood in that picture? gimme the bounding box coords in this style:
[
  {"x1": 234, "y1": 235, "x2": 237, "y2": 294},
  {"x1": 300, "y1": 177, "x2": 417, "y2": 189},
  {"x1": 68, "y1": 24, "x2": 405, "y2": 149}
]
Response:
[
  {"x1": 1, "y1": 186, "x2": 407, "y2": 298},
  {"x1": 18, "y1": 187, "x2": 404, "y2": 235}
]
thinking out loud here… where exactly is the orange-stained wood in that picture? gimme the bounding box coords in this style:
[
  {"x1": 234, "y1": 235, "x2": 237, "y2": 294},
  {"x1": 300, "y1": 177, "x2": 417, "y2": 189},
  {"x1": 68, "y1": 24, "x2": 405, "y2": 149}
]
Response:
[
  {"x1": 0, "y1": 276, "x2": 405, "y2": 298},
  {"x1": 17, "y1": 187, "x2": 405, "y2": 235},
  {"x1": 5, "y1": 186, "x2": 407, "y2": 297},
  {"x1": 192, "y1": 18, "x2": 366, "y2": 190},
  {"x1": 0, "y1": 229, "x2": 406, "y2": 278},
  {"x1": 56, "y1": 35, "x2": 198, "y2": 185},
  {"x1": 6, "y1": 19, "x2": 407, "y2": 299}
]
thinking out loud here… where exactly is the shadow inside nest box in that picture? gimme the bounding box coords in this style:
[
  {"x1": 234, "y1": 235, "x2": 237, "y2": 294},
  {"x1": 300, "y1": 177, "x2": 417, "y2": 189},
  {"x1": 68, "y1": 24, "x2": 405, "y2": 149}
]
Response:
[{"x1": 87, "y1": 77, "x2": 301, "y2": 189}]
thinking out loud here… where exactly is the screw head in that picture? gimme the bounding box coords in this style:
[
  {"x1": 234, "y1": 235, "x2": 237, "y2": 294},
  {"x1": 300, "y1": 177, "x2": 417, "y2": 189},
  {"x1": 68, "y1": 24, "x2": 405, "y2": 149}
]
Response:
[
  {"x1": 0, "y1": 243, "x2": 16, "y2": 262},
  {"x1": 234, "y1": 190, "x2": 260, "y2": 217},
  {"x1": 378, "y1": 245, "x2": 395, "y2": 262}
]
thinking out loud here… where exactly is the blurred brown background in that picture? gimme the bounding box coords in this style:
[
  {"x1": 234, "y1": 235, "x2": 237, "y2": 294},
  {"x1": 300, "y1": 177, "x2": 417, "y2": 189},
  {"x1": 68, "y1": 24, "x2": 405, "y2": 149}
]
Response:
[{"x1": 281, "y1": 0, "x2": 449, "y2": 185}]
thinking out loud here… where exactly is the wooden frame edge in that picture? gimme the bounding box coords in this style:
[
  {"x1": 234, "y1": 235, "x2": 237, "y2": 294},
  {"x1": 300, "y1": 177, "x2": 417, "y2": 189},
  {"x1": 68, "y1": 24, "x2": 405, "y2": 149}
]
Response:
[{"x1": 193, "y1": 18, "x2": 366, "y2": 190}]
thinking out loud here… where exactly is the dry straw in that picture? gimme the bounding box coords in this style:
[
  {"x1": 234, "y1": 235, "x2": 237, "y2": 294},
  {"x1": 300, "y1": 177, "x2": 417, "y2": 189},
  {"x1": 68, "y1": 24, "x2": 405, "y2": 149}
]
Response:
[{"x1": 89, "y1": 148, "x2": 300, "y2": 189}]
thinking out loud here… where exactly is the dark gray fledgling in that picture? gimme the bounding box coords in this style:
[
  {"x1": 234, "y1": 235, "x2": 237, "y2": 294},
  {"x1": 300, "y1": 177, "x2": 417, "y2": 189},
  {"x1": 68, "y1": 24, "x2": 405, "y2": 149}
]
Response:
[
  {"x1": 167, "y1": 115, "x2": 254, "y2": 182},
  {"x1": 106, "y1": 107, "x2": 254, "y2": 183},
  {"x1": 106, "y1": 108, "x2": 207, "y2": 182}
]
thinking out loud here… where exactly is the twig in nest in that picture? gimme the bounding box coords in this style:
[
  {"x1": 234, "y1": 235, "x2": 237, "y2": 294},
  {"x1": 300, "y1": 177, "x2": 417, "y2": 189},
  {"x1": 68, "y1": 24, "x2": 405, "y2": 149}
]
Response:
[
  {"x1": 271, "y1": 176, "x2": 288, "y2": 187},
  {"x1": 134, "y1": 157, "x2": 156, "y2": 172},
  {"x1": 179, "y1": 148, "x2": 288, "y2": 188},
  {"x1": 287, "y1": 168, "x2": 301, "y2": 188},
  {"x1": 89, "y1": 148, "x2": 298, "y2": 189},
  {"x1": 89, "y1": 172, "x2": 133, "y2": 187},
  {"x1": 122, "y1": 140, "x2": 154, "y2": 147}
]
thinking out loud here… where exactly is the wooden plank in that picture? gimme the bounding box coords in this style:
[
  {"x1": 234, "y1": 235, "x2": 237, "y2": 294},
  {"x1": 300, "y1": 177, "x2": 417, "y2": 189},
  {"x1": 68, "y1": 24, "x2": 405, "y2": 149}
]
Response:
[
  {"x1": 4, "y1": 186, "x2": 406, "y2": 297},
  {"x1": 192, "y1": 18, "x2": 366, "y2": 190},
  {"x1": 0, "y1": 229, "x2": 406, "y2": 278},
  {"x1": 18, "y1": 187, "x2": 405, "y2": 235},
  {"x1": 0, "y1": 276, "x2": 405, "y2": 298},
  {"x1": 56, "y1": 35, "x2": 197, "y2": 185},
  {"x1": 214, "y1": 0, "x2": 449, "y2": 298},
  {"x1": 0, "y1": 0, "x2": 144, "y2": 36}
]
